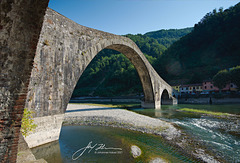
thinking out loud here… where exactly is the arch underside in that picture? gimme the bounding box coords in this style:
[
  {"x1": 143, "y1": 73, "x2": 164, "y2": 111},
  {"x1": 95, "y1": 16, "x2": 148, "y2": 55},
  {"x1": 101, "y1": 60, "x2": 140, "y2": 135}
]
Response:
[
  {"x1": 103, "y1": 44, "x2": 154, "y2": 103},
  {"x1": 161, "y1": 89, "x2": 173, "y2": 105},
  {"x1": 60, "y1": 42, "x2": 156, "y2": 113}
]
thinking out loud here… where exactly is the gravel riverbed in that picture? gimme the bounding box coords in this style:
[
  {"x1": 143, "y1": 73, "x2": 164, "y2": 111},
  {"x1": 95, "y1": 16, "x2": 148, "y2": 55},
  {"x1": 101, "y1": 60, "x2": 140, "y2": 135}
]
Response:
[{"x1": 64, "y1": 104, "x2": 180, "y2": 140}]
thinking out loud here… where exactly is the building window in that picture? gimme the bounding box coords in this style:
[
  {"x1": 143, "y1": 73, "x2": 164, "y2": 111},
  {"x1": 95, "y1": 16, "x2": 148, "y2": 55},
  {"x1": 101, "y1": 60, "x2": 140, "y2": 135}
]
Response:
[
  {"x1": 231, "y1": 84, "x2": 233, "y2": 88},
  {"x1": 193, "y1": 87, "x2": 195, "y2": 89},
  {"x1": 205, "y1": 86, "x2": 207, "y2": 89},
  {"x1": 186, "y1": 87, "x2": 188, "y2": 90},
  {"x1": 210, "y1": 86, "x2": 213, "y2": 89}
]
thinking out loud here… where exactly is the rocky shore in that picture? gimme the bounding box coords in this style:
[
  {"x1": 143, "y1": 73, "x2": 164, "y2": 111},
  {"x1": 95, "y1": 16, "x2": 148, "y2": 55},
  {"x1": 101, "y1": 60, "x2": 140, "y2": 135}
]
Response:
[{"x1": 63, "y1": 104, "x2": 223, "y2": 162}]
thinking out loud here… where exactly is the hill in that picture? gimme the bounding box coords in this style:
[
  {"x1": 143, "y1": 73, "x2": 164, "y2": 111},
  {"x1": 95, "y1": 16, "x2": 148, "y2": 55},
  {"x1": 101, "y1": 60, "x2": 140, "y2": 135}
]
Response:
[
  {"x1": 155, "y1": 3, "x2": 240, "y2": 84},
  {"x1": 145, "y1": 27, "x2": 193, "y2": 48}
]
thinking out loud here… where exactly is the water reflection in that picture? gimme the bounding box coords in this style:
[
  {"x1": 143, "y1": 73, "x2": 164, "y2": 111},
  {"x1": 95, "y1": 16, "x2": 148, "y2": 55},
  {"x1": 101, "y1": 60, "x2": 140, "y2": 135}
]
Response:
[{"x1": 31, "y1": 141, "x2": 63, "y2": 163}]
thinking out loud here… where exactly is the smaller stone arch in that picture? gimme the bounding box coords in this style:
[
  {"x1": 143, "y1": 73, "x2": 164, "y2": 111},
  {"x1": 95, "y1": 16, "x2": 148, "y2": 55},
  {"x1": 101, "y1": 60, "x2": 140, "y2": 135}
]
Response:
[{"x1": 161, "y1": 89, "x2": 173, "y2": 105}]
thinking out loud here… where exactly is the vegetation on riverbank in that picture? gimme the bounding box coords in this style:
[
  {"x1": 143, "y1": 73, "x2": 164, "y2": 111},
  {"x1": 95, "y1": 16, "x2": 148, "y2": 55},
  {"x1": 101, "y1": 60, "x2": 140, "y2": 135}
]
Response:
[
  {"x1": 213, "y1": 65, "x2": 240, "y2": 90},
  {"x1": 179, "y1": 108, "x2": 230, "y2": 116}
]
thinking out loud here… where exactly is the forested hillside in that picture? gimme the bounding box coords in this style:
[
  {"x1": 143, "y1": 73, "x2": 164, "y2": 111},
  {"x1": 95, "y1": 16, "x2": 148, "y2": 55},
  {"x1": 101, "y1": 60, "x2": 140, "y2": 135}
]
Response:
[
  {"x1": 145, "y1": 28, "x2": 193, "y2": 48},
  {"x1": 73, "y1": 54, "x2": 142, "y2": 97},
  {"x1": 155, "y1": 3, "x2": 240, "y2": 84},
  {"x1": 72, "y1": 3, "x2": 240, "y2": 97}
]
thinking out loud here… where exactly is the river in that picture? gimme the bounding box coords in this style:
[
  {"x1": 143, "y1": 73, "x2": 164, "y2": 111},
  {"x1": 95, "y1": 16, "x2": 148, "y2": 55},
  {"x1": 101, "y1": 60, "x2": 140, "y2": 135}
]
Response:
[
  {"x1": 134, "y1": 104, "x2": 240, "y2": 162},
  {"x1": 31, "y1": 104, "x2": 240, "y2": 162},
  {"x1": 32, "y1": 125, "x2": 197, "y2": 162}
]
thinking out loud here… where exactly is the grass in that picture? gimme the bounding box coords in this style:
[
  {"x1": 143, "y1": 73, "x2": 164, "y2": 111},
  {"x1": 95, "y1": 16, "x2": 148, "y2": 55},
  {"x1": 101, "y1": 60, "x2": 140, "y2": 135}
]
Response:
[{"x1": 179, "y1": 108, "x2": 230, "y2": 116}]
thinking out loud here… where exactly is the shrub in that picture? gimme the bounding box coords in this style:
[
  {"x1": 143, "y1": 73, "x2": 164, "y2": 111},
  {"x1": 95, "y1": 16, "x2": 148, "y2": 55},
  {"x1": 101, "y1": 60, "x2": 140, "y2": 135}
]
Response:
[{"x1": 21, "y1": 108, "x2": 37, "y2": 137}]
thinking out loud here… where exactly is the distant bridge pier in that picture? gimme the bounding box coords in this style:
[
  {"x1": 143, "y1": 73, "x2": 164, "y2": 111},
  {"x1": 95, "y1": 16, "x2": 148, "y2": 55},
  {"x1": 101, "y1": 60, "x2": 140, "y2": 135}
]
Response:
[
  {"x1": 142, "y1": 87, "x2": 177, "y2": 109},
  {"x1": 141, "y1": 101, "x2": 160, "y2": 109}
]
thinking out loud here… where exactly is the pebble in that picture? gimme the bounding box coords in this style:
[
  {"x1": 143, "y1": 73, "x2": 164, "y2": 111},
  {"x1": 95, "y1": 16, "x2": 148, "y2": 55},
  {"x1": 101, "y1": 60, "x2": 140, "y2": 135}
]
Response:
[{"x1": 131, "y1": 145, "x2": 142, "y2": 158}]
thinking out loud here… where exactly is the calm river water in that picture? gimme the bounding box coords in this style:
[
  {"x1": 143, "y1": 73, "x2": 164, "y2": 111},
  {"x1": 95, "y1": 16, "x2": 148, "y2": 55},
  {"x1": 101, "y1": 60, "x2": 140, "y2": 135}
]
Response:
[{"x1": 32, "y1": 104, "x2": 240, "y2": 162}]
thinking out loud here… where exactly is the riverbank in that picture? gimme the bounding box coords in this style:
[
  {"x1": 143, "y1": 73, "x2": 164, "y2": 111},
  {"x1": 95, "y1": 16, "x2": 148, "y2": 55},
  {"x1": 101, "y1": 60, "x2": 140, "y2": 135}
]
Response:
[
  {"x1": 178, "y1": 97, "x2": 240, "y2": 104},
  {"x1": 70, "y1": 96, "x2": 141, "y2": 103},
  {"x1": 63, "y1": 103, "x2": 223, "y2": 162}
]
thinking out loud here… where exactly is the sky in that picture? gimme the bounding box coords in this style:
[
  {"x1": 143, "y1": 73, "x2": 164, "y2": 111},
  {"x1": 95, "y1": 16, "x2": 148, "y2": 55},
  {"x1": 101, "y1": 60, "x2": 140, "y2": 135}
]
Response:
[{"x1": 49, "y1": 0, "x2": 239, "y2": 35}]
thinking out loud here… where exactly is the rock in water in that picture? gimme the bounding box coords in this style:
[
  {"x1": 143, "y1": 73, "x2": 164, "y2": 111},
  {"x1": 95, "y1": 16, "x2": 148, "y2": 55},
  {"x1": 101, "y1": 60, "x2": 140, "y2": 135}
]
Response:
[
  {"x1": 149, "y1": 157, "x2": 168, "y2": 163},
  {"x1": 131, "y1": 145, "x2": 141, "y2": 158}
]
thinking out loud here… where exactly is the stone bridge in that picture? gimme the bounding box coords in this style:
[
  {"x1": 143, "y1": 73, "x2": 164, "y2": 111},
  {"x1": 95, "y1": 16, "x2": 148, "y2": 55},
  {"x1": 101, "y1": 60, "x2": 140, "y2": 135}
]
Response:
[
  {"x1": 23, "y1": 8, "x2": 176, "y2": 148},
  {"x1": 0, "y1": 1, "x2": 176, "y2": 161}
]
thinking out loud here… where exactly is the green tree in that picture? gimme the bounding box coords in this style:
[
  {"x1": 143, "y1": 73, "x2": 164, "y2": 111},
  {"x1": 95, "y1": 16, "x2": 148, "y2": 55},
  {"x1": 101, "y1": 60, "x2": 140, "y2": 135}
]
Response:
[
  {"x1": 230, "y1": 65, "x2": 240, "y2": 89},
  {"x1": 213, "y1": 69, "x2": 230, "y2": 92},
  {"x1": 21, "y1": 108, "x2": 37, "y2": 137}
]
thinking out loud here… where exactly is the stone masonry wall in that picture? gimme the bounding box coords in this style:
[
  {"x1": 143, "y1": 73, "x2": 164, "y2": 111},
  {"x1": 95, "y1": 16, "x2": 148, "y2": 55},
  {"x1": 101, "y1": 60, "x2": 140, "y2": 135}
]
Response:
[{"x1": 0, "y1": 0, "x2": 49, "y2": 162}]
